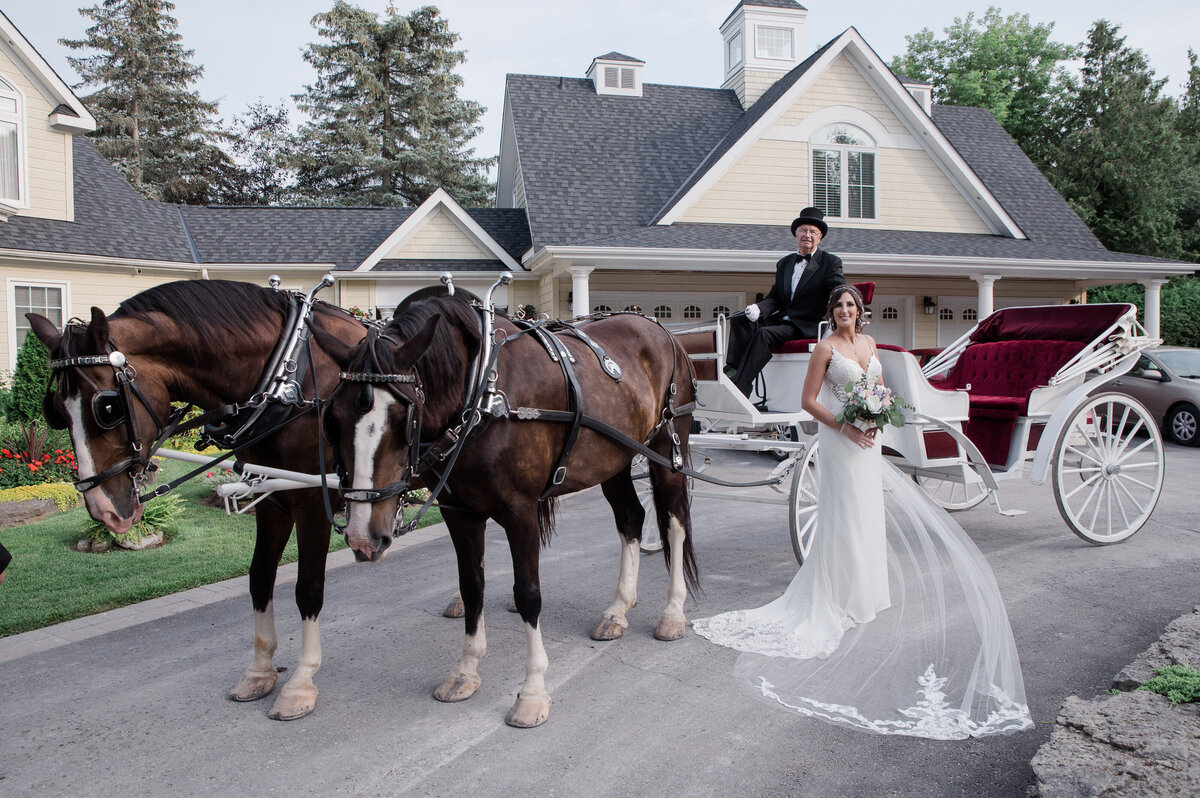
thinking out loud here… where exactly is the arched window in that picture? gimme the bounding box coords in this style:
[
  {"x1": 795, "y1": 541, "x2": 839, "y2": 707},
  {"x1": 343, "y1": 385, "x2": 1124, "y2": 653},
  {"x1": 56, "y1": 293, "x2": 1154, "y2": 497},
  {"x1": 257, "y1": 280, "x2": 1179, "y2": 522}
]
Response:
[
  {"x1": 939, "y1": 308, "x2": 955, "y2": 322},
  {"x1": 880, "y1": 306, "x2": 899, "y2": 320},
  {"x1": 593, "y1": 304, "x2": 612, "y2": 313},
  {"x1": 811, "y1": 123, "x2": 876, "y2": 221},
  {"x1": 683, "y1": 305, "x2": 702, "y2": 320},
  {"x1": 962, "y1": 308, "x2": 978, "y2": 322},
  {"x1": 624, "y1": 304, "x2": 642, "y2": 313},
  {"x1": 653, "y1": 304, "x2": 673, "y2": 320},
  {"x1": 0, "y1": 77, "x2": 25, "y2": 203},
  {"x1": 712, "y1": 305, "x2": 731, "y2": 319}
]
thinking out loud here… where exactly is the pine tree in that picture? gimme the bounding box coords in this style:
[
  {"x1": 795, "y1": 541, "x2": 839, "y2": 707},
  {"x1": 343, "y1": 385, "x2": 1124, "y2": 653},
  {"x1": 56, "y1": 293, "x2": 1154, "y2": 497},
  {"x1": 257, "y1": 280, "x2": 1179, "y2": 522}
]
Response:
[
  {"x1": 293, "y1": 1, "x2": 494, "y2": 207},
  {"x1": 214, "y1": 100, "x2": 298, "y2": 206},
  {"x1": 61, "y1": 0, "x2": 228, "y2": 203},
  {"x1": 890, "y1": 8, "x2": 1076, "y2": 162},
  {"x1": 1043, "y1": 20, "x2": 1184, "y2": 258},
  {"x1": 3, "y1": 332, "x2": 52, "y2": 463}
]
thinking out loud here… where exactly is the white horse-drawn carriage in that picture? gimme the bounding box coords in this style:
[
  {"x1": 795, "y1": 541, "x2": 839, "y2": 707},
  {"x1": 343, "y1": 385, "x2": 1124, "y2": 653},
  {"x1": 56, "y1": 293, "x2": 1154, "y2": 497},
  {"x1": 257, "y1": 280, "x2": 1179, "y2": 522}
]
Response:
[{"x1": 659, "y1": 288, "x2": 1164, "y2": 563}]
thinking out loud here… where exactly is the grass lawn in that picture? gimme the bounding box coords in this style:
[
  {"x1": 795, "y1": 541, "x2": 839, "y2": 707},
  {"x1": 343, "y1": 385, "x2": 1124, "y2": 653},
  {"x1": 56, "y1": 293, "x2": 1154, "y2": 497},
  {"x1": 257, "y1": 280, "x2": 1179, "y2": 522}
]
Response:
[{"x1": 0, "y1": 457, "x2": 441, "y2": 637}]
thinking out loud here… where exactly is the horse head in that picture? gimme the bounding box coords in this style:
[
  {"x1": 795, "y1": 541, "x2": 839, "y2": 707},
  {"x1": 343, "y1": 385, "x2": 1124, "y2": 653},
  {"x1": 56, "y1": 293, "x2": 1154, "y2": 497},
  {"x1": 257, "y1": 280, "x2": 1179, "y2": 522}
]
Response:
[
  {"x1": 312, "y1": 297, "x2": 481, "y2": 561},
  {"x1": 27, "y1": 308, "x2": 171, "y2": 534}
]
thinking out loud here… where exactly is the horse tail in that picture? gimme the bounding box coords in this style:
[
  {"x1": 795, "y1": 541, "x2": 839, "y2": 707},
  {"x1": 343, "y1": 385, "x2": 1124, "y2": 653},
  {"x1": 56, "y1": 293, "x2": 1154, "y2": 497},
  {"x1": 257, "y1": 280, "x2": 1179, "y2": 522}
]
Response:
[{"x1": 537, "y1": 497, "x2": 558, "y2": 548}]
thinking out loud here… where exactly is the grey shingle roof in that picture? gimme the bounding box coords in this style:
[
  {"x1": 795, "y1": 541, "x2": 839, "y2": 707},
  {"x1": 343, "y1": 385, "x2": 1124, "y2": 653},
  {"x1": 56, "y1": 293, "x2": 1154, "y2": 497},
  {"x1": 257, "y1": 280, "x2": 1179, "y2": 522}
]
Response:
[
  {"x1": 372, "y1": 258, "x2": 505, "y2": 272},
  {"x1": 0, "y1": 137, "x2": 193, "y2": 262},
  {"x1": 722, "y1": 1, "x2": 807, "y2": 27},
  {"x1": 594, "y1": 52, "x2": 643, "y2": 63},
  {"x1": 932, "y1": 105, "x2": 1105, "y2": 251},
  {"x1": 0, "y1": 137, "x2": 529, "y2": 271},
  {"x1": 506, "y1": 74, "x2": 744, "y2": 250}
]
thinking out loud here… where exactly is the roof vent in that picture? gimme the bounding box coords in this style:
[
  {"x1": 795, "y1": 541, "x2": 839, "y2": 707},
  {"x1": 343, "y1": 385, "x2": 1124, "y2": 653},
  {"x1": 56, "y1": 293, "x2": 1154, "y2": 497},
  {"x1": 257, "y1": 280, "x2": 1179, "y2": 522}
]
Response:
[{"x1": 587, "y1": 52, "x2": 644, "y2": 97}]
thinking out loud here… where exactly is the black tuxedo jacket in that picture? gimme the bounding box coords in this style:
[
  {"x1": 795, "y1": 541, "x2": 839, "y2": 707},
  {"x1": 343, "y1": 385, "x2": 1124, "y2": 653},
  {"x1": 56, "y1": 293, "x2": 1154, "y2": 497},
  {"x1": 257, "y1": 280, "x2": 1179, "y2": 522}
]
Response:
[{"x1": 757, "y1": 249, "x2": 845, "y2": 330}]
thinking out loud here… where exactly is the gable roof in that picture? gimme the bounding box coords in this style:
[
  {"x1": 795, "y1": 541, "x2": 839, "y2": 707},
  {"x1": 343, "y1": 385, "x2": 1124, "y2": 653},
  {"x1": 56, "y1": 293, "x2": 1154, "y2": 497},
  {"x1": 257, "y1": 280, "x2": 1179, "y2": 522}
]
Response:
[
  {"x1": 722, "y1": 0, "x2": 807, "y2": 27},
  {"x1": 0, "y1": 137, "x2": 529, "y2": 271},
  {"x1": 0, "y1": 11, "x2": 95, "y2": 133},
  {"x1": 505, "y1": 74, "x2": 744, "y2": 250}
]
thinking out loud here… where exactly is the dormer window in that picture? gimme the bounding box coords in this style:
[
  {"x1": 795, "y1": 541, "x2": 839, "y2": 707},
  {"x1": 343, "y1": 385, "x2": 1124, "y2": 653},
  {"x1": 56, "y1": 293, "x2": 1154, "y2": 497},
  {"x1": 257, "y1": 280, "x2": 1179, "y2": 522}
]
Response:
[
  {"x1": 587, "y1": 53, "x2": 644, "y2": 97},
  {"x1": 811, "y1": 123, "x2": 877, "y2": 221},
  {"x1": 0, "y1": 77, "x2": 27, "y2": 207},
  {"x1": 755, "y1": 26, "x2": 794, "y2": 60}
]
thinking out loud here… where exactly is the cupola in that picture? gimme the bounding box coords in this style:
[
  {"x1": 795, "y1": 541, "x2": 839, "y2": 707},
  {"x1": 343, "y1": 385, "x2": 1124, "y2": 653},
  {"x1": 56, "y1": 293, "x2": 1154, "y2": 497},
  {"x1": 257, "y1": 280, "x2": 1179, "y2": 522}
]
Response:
[
  {"x1": 720, "y1": 0, "x2": 807, "y2": 108},
  {"x1": 586, "y1": 52, "x2": 645, "y2": 97}
]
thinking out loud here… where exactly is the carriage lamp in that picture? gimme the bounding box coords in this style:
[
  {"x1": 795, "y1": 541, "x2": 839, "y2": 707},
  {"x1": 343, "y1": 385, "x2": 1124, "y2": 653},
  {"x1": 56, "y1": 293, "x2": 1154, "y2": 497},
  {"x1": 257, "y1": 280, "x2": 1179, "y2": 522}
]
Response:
[{"x1": 923, "y1": 296, "x2": 938, "y2": 315}]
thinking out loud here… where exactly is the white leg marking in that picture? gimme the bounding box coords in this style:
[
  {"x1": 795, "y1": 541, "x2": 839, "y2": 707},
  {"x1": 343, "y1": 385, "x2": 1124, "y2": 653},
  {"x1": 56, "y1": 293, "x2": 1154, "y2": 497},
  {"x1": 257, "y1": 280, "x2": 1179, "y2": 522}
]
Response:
[
  {"x1": 522, "y1": 620, "x2": 550, "y2": 702},
  {"x1": 451, "y1": 615, "x2": 487, "y2": 681},
  {"x1": 288, "y1": 617, "x2": 322, "y2": 689},
  {"x1": 664, "y1": 515, "x2": 688, "y2": 621},
  {"x1": 248, "y1": 601, "x2": 278, "y2": 677},
  {"x1": 601, "y1": 536, "x2": 641, "y2": 625},
  {"x1": 345, "y1": 396, "x2": 396, "y2": 546}
]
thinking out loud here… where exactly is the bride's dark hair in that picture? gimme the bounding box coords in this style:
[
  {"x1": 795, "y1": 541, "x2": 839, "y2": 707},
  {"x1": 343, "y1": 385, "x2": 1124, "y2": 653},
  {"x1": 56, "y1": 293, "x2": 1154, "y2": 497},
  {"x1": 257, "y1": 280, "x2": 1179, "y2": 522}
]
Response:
[{"x1": 824, "y1": 284, "x2": 867, "y2": 332}]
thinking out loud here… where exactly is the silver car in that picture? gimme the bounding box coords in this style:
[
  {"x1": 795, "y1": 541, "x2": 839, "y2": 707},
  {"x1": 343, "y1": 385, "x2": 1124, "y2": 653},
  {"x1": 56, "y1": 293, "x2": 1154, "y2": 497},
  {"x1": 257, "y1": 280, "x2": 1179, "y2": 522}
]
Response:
[{"x1": 1103, "y1": 347, "x2": 1200, "y2": 446}]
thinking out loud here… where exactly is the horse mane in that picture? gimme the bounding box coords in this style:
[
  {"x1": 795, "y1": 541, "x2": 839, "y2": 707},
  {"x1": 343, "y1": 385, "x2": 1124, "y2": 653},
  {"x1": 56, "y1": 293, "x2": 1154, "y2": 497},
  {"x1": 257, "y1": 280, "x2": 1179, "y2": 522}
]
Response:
[
  {"x1": 379, "y1": 296, "x2": 482, "y2": 417},
  {"x1": 113, "y1": 280, "x2": 291, "y2": 341}
]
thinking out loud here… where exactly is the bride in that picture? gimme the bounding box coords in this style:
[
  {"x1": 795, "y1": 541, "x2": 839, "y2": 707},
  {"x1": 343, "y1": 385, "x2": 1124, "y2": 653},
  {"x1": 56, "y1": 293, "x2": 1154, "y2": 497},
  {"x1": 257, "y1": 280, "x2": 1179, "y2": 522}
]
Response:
[{"x1": 693, "y1": 285, "x2": 1033, "y2": 739}]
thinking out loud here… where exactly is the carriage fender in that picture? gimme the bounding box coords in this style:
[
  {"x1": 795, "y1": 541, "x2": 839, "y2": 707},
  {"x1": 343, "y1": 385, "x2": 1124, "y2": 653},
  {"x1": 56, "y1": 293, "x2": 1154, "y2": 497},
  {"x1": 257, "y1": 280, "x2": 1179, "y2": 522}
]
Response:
[
  {"x1": 910, "y1": 412, "x2": 1000, "y2": 493},
  {"x1": 1028, "y1": 350, "x2": 1142, "y2": 486}
]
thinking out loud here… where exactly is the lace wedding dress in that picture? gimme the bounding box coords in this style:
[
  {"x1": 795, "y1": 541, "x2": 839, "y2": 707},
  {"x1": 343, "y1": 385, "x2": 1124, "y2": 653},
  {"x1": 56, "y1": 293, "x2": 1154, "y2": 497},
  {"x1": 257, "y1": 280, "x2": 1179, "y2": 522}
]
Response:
[{"x1": 693, "y1": 350, "x2": 1033, "y2": 739}]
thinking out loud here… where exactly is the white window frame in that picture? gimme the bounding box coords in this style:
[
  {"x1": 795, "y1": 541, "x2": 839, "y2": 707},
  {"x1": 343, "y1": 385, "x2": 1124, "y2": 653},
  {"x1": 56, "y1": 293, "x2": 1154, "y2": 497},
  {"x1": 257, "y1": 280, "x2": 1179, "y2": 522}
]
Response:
[
  {"x1": 0, "y1": 75, "x2": 29, "y2": 211},
  {"x1": 754, "y1": 25, "x2": 794, "y2": 60},
  {"x1": 7, "y1": 278, "x2": 70, "y2": 370},
  {"x1": 726, "y1": 31, "x2": 744, "y2": 72},
  {"x1": 590, "y1": 291, "x2": 741, "y2": 329},
  {"x1": 810, "y1": 124, "x2": 878, "y2": 222}
]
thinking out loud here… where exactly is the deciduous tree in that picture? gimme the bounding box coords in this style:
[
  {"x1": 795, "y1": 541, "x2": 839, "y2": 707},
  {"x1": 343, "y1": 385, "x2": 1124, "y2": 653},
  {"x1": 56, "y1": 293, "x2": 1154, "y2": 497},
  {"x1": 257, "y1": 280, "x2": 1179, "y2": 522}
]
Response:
[
  {"x1": 890, "y1": 7, "x2": 1076, "y2": 161},
  {"x1": 293, "y1": 1, "x2": 494, "y2": 207}
]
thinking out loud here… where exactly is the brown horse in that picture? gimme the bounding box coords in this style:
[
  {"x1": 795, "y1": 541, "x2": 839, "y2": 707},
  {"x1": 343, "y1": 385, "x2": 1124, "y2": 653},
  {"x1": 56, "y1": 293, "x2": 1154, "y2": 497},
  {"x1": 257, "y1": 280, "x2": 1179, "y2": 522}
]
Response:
[
  {"x1": 28, "y1": 280, "x2": 366, "y2": 720},
  {"x1": 311, "y1": 296, "x2": 698, "y2": 727}
]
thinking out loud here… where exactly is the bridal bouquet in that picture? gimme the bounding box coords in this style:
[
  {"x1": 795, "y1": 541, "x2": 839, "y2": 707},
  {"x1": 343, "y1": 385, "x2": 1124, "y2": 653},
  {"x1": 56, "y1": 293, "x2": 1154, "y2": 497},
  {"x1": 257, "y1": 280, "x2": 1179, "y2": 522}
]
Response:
[{"x1": 836, "y1": 375, "x2": 912, "y2": 431}]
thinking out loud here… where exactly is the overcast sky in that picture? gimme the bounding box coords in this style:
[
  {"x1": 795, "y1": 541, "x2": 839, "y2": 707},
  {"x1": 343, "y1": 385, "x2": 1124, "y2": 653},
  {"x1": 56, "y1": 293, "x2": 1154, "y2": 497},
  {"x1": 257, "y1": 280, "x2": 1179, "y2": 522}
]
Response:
[{"x1": 4, "y1": 0, "x2": 1197, "y2": 163}]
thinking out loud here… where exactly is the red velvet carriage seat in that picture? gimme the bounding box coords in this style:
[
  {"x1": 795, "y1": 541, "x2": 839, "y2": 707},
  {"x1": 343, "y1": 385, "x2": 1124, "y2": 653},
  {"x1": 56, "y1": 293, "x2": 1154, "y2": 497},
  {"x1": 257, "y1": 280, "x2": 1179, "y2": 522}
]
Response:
[
  {"x1": 932, "y1": 304, "x2": 1129, "y2": 467},
  {"x1": 769, "y1": 282, "x2": 879, "y2": 356}
]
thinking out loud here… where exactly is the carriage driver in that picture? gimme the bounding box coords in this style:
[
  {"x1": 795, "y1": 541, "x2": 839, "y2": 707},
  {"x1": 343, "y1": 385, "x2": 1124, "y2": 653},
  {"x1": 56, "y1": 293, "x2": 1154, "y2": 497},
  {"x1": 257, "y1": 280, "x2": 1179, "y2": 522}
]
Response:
[{"x1": 724, "y1": 206, "x2": 845, "y2": 399}]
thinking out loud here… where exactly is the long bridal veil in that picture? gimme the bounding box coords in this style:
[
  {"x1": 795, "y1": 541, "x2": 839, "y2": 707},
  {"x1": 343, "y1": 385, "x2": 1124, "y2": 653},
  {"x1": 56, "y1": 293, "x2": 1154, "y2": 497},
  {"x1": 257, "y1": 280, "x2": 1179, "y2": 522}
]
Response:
[{"x1": 696, "y1": 462, "x2": 1033, "y2": 740}]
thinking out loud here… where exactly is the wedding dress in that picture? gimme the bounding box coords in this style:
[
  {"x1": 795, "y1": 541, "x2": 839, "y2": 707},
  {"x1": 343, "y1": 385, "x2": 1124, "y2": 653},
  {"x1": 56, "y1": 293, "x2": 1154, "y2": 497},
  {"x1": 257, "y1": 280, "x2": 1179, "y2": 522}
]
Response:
[{"x1": 693, "y1": 349, "x2": 1033, "y2": 739}]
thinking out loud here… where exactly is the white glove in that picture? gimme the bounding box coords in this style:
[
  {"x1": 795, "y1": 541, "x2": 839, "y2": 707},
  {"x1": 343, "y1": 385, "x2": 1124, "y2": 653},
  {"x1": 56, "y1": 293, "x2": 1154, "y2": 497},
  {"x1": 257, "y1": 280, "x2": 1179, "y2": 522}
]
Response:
[{"x1": 745, "y1": 304, "x2": 761, "y2": 322}]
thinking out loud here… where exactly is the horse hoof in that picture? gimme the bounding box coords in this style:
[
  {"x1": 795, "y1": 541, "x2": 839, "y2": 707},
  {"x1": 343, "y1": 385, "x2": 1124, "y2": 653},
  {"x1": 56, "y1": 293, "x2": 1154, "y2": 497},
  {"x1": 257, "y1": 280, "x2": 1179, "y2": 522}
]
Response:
[
  {"x1": 505, "y1": 694, "x2": 551, "y2": 728},
  {"x1": 654, "y1": 617, "x2": 686, "y2": 641},
  {"x1": 434, "y1": 673, "x2": 481, "y2": 703},
  {"x1": 590, "y1": 615, "x2": 627, "y2": 641},
  {"x1": 267, "y1": 686, "x2": 317, "y2": 721},
  {"x1": 443, "y1": 595, "x2": 465, "y2": 618},
  {"x1": 228, "y1": 672, "x2": 278, "y2": 702}
]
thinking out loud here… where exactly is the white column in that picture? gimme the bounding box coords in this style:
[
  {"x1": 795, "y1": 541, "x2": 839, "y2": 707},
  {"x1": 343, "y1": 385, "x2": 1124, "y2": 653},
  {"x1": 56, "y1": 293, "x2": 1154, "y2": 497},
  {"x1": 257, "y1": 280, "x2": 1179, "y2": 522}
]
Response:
[
  {"x1": 973, "y1": 273, "x2": 1000, "y2": 319},
  {"x1": 570, "y1": 266, "x2": 594, "y2": 319},
  {"x1": 1140, "y1": 278, "x2": 1168, "y2": 340}
]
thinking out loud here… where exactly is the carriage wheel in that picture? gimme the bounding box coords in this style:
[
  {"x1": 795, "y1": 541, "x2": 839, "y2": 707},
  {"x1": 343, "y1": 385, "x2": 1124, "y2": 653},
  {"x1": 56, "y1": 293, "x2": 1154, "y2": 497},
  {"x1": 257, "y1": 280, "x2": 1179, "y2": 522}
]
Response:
[
  {"x1": 914, "y1": 469, "x2": 991, "y2": 511},
  {"x1": 787, "y1": 437, "x2": 820, "y2": 565},
  {"x1": 1052, "y1": 393, "x2": 1164, "y2": 545},
  {"x1": 768, "y1": 423, "x2": 801, "y2": 461}
]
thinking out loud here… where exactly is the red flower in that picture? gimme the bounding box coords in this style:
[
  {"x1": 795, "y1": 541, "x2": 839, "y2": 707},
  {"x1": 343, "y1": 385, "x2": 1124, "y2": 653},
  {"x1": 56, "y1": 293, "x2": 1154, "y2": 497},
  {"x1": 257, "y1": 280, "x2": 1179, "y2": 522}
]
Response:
[{"x1": 27, "y1": 462, "x2": 38, "y2": 471}]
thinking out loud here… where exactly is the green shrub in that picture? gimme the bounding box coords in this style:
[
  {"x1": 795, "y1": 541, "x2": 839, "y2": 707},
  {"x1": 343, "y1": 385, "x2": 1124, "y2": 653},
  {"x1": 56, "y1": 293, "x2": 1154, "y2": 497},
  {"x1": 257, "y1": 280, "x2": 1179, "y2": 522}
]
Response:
[
  {"x1": 0, "y1": 482, "x2": 79, "y2": 510},
  {"x1": 1088, "y1": 275, "x2": 1200, "y2": 348},
  {"x1": 82, "y1": 493, "x2": 183, "y2": 548},
  {"x1": 1137, "y1": 664, "x2": 1200, "y2": 705}
]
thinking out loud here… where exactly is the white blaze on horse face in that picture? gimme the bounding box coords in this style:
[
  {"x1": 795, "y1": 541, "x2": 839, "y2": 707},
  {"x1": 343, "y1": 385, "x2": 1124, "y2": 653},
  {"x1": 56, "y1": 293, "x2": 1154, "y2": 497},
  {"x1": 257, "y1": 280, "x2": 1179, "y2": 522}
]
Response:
[
  {"x1": 65, "y1": 394, "x2": 98, "y2": 480},
  {"x1": 346, "y1": 393, "x2": 398, "y2": 545}
]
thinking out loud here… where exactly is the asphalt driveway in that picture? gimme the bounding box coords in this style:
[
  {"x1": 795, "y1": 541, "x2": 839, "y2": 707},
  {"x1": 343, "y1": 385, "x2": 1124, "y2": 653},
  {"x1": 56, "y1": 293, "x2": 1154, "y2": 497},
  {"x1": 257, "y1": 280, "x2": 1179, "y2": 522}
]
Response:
[{"x1": 2, "y1": 443, "x2": 1198, "y2": 797}]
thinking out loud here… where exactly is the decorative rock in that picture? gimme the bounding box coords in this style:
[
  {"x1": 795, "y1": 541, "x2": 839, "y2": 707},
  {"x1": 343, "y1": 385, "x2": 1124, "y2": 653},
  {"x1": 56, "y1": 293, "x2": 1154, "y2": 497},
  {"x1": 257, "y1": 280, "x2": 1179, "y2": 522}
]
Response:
[
  {"x1": 1029, "y1": 691, "x2": 1200, "y2": 797},
  {"x1": 0, "y1": 497, "x2": 59, "y2": 528},
  {"x1": 1113, "y1": 607, "x2": 1200, "y2": 691},
  {"x1": 116, "y1": 531, "x2": 164, "y2": 551}
]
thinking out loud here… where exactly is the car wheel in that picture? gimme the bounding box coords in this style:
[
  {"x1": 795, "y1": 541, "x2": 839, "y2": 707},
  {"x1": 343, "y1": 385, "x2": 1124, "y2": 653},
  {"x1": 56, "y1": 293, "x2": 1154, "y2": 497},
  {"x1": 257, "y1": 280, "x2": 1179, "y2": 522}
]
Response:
[{"x1": 1166, "y1": 403, "x2": 1200, "y2": 446}]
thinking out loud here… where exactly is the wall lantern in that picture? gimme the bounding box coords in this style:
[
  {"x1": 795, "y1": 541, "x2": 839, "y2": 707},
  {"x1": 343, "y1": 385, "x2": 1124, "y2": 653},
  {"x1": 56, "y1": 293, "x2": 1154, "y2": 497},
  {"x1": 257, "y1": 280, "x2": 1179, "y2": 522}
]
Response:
[{"x1": 923, "y1": 296, "x2": 938, "y2": 315}]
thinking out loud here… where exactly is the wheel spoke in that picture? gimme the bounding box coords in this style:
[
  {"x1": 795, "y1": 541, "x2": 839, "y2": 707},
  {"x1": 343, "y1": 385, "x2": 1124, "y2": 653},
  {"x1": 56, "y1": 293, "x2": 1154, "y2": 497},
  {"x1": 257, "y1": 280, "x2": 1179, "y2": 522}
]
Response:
[
  {"x1": 1116, "y1": 474, "x2": 1160, "y2": 492},
  {"x1": 1065, "y1": 444, "x2": 1104, "y2": 467},
  {"x1": 1113, "y1": 477, "x2": 1148, "y2": 517},
  {"x1": 1063, "y1": 471, "x2": 1103, "y2": 501}
]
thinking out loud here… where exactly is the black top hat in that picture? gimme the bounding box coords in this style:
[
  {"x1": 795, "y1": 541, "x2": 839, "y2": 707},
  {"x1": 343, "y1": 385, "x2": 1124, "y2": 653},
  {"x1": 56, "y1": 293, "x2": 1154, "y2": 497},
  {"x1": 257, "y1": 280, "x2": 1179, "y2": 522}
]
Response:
[{"x1": 790, "y1": 207, "x2": 828, "y2": 237}]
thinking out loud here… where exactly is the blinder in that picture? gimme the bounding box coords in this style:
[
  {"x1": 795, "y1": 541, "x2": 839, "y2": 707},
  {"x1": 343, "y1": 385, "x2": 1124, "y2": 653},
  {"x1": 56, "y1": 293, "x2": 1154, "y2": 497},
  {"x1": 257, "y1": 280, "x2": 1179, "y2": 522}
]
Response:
[
  {"x1": 91, "y1": 390, "x2": 127, "y2": 430},
  {"x1": 335, "y1": 366, "x2": 424, "y2": 504},
  {"x1": 42, "y1": 392, "x2": 67, "y2": 430}
]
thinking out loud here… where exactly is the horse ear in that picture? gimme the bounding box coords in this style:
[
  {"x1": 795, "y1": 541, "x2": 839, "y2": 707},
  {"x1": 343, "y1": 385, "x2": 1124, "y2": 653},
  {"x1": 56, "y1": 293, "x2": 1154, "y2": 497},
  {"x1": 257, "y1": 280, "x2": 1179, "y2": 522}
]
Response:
[
  {"x1": 394, "y1": 315, "x2": 441, "y2": 368},
  {"x1": 25, "y1": 313, "x2": 62, "y2": 351},
  {"x1": 85, "y1": 307, "x2": 110, "y2": 353},
  {"x1": 309, "y1": 318, "x2": 358, "y2": 369}
]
